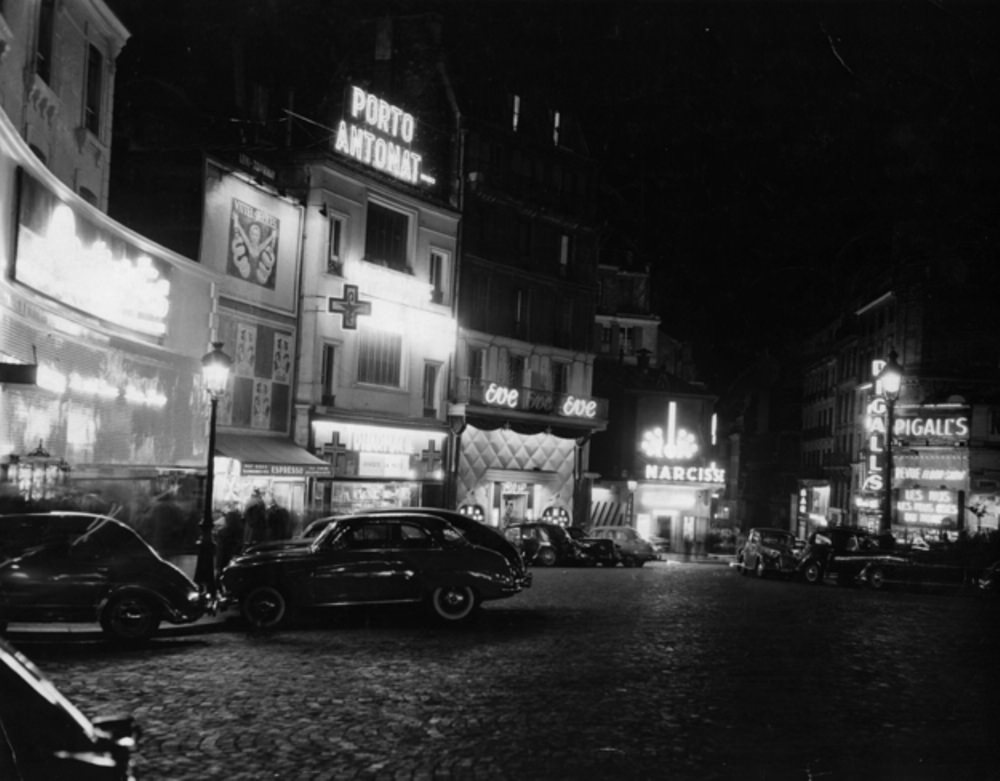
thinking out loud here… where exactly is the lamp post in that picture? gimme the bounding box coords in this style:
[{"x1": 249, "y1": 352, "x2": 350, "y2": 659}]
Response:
[
  {"x1": 876, "y1": 350, "x2": 903, "y2": 534},
  {"x1": 195, "y1": 342, "x2": 232, "y2": 597}
]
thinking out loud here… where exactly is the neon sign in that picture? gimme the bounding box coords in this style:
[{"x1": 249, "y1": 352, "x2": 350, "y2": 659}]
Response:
[
  {"x1": 16, "y1": 201, "x2": 171, "y2": 338},
  {"x1": 484, "y1": 382, "x2": 519, "y2": 408},
  {"x1": 639, "y1": 402, "x2": 698, "y2": 460},
  {"x1": 897, "y1": 487, "x2": 959, "y2": 526},
  {"x1": 644, "y1": 462, "x2": 725, "y2": 484},
  {"x1": 334, "y1": 86, "x2": 435, "y2": 186},
  {"x1": 897, "y1": 416, "x2": 969, "y2": 439},
  {"x1": 479, "y1": 382, "x2": 599, "y2": 419}
]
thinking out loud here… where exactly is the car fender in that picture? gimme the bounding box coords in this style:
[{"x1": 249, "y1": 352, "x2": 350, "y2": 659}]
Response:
[{"x1": 97, "y1": 584, "x2": 203, "y2": 624}]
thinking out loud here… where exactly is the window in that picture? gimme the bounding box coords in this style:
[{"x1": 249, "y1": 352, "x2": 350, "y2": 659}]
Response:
[
  {"x1": 321, "y1": 344, "x2": 337, "y2": 405},
  {"x1": 357, "y1": 328, "x2": 401, "y2": 387},
  {"x1": 429, "y1": 249, "x2": 445, "y2": 303},
  {"x1": 509, "y1": 354, "x2": 525, "y2": 388},
  {"x1": 559, "y1": 234, "x2": 571, "y2": 276},
  {"x1": 364, "y1": 202, "x2": 408, "y2": 272},
  {"x1": 552, "y1": 110, "x2": 561, "y2": 146},
  {"x1": 622, "y1": 326, "x2": 635, "y2": 355},
  {"x1": 423, "y1": 363, "x2": 439, "y2": 416},
  {"x1": 512, "y1": 93, "x2": 521, "y2": 132},
  {"x1": 35, "y1": 0, "x2": 55, "y2": 84},
  {"x1": 468, "y1": 346, "x2": 485, "y2": 381},
  {"x1": 552, "y1": 362, "x2": 569, "y2": 397},
  {"x1": 84, "y1": 44, "x2": 103, "y2": 136},
  {"x1": 327, "y1": 215, "x2": 344, "y2": 274},
  {"x1": 600, "y1": 325, "x2": 612, "y2": 352}
]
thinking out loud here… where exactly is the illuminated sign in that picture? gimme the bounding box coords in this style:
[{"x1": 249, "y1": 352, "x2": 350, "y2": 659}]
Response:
[
  {"x1": 897, "y1": 487, "x2": 959, "y2": 526},
  {"x1": 896, "y1": 415, "x2": 969, "y2": 439},
  {"x1": 335, "y1": 86, "x2": 435, "y2": 186},
  {"x1": 478, "y1": 382, "x2": 599, "y2": 420},
  {"x1": 644, "y1": 462, "x2": 725, "y2": 485},
  {"x1": 639, "y1": 401, "x2": 698, "y2": 460},
  {"x1": 16, "y1": 188, "x2": 171, "y2": 338},
  {"x1": 36, "y1": 361, "x2": 167, "y2": 408}
]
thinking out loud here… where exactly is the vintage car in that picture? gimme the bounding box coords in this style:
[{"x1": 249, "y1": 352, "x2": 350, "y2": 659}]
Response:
[
  {"x1": 0, "y1": 636, "x2": 140, "y2": 779},
  {"x1": 566, "y1": 526, "x2": 620, "y2": 566},
  {"x1": 736, "y1": 527, "x2": 799, "y2": 578},
  {"x1": 587, "y1": 526, "x2": 660, "y2": 567},
  {"x1": 503, "y1": 522, "x2": 589, "y2": 567},
  {"x1": 297, "y1": 507, "x2": 530, "y2": 588},
  {"x1": 796, "y1": 525, "x2": 884, "y2": 585},
  {"x1": 0, "y1": 512, "x2": 207, "y2": 643},
  {"x1": 219, "y1": 510, "x2": 524, "y2": 628}
]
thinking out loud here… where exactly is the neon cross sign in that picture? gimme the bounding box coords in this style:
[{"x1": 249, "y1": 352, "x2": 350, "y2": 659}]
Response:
[{"x1": 328, "y1": 284, "x2": 372, "y2": 330}]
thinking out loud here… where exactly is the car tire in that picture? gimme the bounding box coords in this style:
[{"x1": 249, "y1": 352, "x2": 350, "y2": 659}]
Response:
[
  {"x1": 802, "y1": 560, "x2": 823, "y2": 585},
  {"x1": 429, "y1": 585, "x2": 478, "y2": 622},
  {"x1": 242, "y1": 585, "x2": 287, "y2": 630},
  {"x1": 867, "y1": 566, "x2": 886, "y2": 590},
  {"x1": 536, "y1": 548, "x2": 557, "y2": 567},
  {"x1": 100, "y1": 593, "x2": 162, "y2": 643},
  {"x1": 755, "y1": 558, "x2": 767, "y2": 578}
]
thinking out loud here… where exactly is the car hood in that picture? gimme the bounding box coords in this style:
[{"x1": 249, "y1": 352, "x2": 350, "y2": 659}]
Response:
[{"x1": 230, "y1": 543, "x2": 317, "y2": 567}]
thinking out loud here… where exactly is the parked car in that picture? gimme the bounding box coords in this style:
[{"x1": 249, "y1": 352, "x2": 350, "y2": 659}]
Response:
[
  {"x1": 858, "y1": 550, "x2": 973, "y2": 591},
  {"x1": 503, "y1": 522, "x2": 588, "y2": 567},
  {"x1": 588, "y1": 526, "x2": 659, "y2": 567},
  {"x1": 297, "y1": 508, "x2": 530, "y2": 588},
  {"x1": 0, "y1": 636, "x2": 140, "y2": 779},
  {"x1": 0, "y1": 512, "x2": 207, "y2": 643},
  {"x1": 566, "y1": 526, "x2": 620, "y2": 566},
  {"x1": 978, "y1": 559, "x2": 1000, "y2": 594},
  {"x1": 736, "y1": 527, "x2": 799, "y2": 578},
  {"x1": 796, "y1": 525, "x2": 883, "y2": 585},
  {"x1": 219, "y1": 510, "x2": 524, "y2": 628}
]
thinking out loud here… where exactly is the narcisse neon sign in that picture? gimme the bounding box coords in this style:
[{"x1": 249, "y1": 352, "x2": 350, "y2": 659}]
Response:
[{"x1": 639, "y1": 401, "x2": 698, "y2": 460}]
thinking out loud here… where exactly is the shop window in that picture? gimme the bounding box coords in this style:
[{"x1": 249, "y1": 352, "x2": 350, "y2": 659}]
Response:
[
  {"x1": 84, "y1": 44, "x2": 103, "y2": 136},
  {"x1": 364, "y1": 201, "x2": 408, "y2": 272},
  {"x1": 357, "y1": 328, "x2": 401, "y2": 387}
]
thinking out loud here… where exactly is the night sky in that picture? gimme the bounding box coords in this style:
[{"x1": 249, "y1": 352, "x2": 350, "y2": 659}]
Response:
[{"x1": 108, "y1": 1, "x2": 1000, "y2": 388}]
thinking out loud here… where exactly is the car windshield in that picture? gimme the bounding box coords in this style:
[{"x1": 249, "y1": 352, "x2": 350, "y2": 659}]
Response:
[{"x1": 760, "y1": 533, "x2": 794, "y2": 547}]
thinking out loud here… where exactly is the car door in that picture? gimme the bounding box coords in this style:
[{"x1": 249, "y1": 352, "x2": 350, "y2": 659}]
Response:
[{"x1": 308, "y1": 518, "x2": 421, "y2": 606}]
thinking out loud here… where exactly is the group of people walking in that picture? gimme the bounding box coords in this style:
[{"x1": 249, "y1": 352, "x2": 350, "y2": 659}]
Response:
[{"x1": 215, "y1": 490, "x2": 292, "y2": 572}]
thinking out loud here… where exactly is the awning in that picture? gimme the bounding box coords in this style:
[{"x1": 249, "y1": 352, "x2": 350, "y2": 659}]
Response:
[{"x1": 215, "y1": 434, "x2": 332, "y2": 478}]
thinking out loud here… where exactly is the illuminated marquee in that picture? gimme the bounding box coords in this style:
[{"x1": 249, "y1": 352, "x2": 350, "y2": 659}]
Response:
[
  {"x1": 897, "y1": 487, "x2": 959, "y2": 526},
  {"x1": 16, "y1": 198, "x2": 171, "y2": 338},
  {"x1": 896, "y1": 415, "x2": 969, "y2": 439},
  {"x1": 334, "y1": 86, "x2": 435, "y2": 186}
]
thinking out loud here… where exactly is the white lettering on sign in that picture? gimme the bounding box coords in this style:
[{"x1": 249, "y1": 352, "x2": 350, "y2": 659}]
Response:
[
  {"x1": 644, "y1": 462, "x2": 725, "y2": 484},
  {"x1": 334, "y1": 86, "x2": 433, "y2": 186},
  {"x1": 484, "y1": 382, "x2": 519, "y2": 408},
  {"x1": 561, "y1": 395, "x2": 597, "y2": 419},
  {"x1": 897, "y1": 416, "x2": 969, "y2": 439}
]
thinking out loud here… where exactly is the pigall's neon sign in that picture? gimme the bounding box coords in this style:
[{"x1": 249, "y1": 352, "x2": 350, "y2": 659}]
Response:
[{"x1": 335, "y1": 86, "x2": 435, "y2": 186}]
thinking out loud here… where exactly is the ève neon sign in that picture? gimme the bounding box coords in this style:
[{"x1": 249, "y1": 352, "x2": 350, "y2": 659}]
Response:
[
  {"x1": 335, "y1": 86, "x2": 435, "y2": 186},
  {"x1": 481, "y1": 382, "x2": 598, "y2": 419}
]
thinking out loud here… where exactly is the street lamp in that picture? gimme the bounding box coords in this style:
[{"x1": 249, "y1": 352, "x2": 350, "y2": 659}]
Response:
[
  {"x1": 876, "y1": 349, "x2": 903, "y2": 534},
  {"x1": 195, "y1": 341, "x2": 232, "y2": 597}
]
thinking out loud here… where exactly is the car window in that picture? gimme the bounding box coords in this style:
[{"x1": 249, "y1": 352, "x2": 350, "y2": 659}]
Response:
[
  {"x1": 344, "y1": 522, "x2": 392, "y2": 548},
  {"x1": 399, "y1": 522, "x2": 435, "y2": 549}
]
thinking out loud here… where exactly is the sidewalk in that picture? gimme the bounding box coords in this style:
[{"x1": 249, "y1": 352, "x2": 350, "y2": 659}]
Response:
[{"x1": 4, "y1": 608, "x2": 239, "y2": 640}]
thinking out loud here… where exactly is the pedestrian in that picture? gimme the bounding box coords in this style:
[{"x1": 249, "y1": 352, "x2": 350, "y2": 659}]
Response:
[
  {"x1": 266, "y1": 497, "x2": 292, "y2": 541},
  {"x1": 243, "y1": 490, "x2": 268, "y2": 547},
  {"x1": 216, "y1": 505, "x2": 245, "y2": 573}
]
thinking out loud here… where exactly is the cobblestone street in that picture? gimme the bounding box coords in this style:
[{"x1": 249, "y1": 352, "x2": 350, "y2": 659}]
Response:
[{"x1": 9, "y1": 561, "x2": 1000, "y2": 780}]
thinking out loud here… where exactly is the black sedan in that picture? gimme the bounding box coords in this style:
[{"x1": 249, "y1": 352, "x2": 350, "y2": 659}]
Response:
[
  {"x1": 736, "y1": 527, "x2": 799, "y2": 578},
  {"x1": 0, "y1": 637, "x2": 140, "y2": 779},
  {"x1": 298, "y1": 507, "x2": 530, "y2": 589},
  {"x1": 220, "y1": 511, "x2": 524, "y2": 628},
  {"x1": 0, "y1": 512, "x2": 207, "y2": 643}
]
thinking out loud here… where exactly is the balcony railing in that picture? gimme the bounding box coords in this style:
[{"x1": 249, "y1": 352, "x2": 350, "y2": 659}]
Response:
[{"x1": 455, "y1": 377, "x2": 608, "y2": 424}]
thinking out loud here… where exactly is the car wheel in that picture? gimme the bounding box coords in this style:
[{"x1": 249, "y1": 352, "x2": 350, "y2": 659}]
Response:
[
  {"x1": 429, "y1": 585, "x2": 478, "y2": 622},
  {"x1": 867, "y1": 566, "x2": 886, "y2": 590},
  {"x1": 100, "y1": 593, "x2": 162, "y2": 643},
  {"x1": 536, "y1": 548, "x2": 557, "y2": 567},
  {"x1": 755, "y1": 558, "x2": 767, "y2": 578},
  {"x1": 802, "y1": 560, "x2": 823, "y2": 585},
  {"x1": 242, "y1": 585, "x2": 287, "y2": 630}
]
